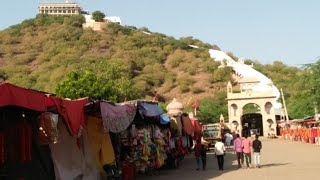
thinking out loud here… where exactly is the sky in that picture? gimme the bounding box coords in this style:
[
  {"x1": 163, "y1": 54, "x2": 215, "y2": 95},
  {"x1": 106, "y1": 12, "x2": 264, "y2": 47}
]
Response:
[{"x1": 1, "y1": 0, "x2": 320, "y2": 67}]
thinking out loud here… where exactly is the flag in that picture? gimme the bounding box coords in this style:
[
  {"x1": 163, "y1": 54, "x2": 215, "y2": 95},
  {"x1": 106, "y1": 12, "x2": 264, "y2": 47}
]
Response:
[
  {"x1": 186, "y1": 97, "x2": 193, "y2": 105},
  {"x1": 192, "y1": 98, "x2": 199, "y2": 110},
  {"x1": 152, "y1": 93, "x2": 158, "y2": 102}
]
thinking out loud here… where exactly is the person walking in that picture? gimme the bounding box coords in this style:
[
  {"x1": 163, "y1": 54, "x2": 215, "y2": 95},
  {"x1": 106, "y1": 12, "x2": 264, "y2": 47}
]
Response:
[
  {"x1": 200, "y1": 144, "x2": 207, "y2": 170},
  {"x1": 242, "y1": 135, "x2": 252, "y2": 168},
  {"x1": 214, "y1": 138, "x2": 226, "y2": 171},
  {"x1": 252, "y1": 135, "x2": 262, "y2": 168},
  {"x1": 194, "y1": 140, "x2": 202, "y2": 171},
  {"x1": 224, "y1": 132, "x2": 233, "y2": 149},
  {"x1": 233, "y1": 134, "x2": 244, "y2": 168}
]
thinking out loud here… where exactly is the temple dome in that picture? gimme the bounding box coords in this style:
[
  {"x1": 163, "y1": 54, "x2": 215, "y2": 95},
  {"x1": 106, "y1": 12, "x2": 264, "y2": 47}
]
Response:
[{"x1": 166, "y1": 98, "x2": 184, "y2": 115}]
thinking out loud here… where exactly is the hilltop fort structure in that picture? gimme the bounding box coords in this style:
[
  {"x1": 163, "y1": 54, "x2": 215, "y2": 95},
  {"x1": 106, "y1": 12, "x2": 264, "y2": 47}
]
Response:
[
  {"x1": 38, "y1": 0, "x2": 82, "y2": 15},
  {"x1": 38, "y1": 0, "x2": 121, "y2": 31}
]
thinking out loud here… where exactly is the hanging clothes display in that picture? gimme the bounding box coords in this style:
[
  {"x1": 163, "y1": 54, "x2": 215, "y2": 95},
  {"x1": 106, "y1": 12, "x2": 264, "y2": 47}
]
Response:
[
  {"x1": 181, "y1": 115, "x2": 194, "y2": 135},
  {"x1": 50, "y1": 120, "x2": 85, "y2": 180},
  {"x1": 86, "y1": 116, "x2": 116, "y2": 172},
  {"x1": 80, "y1": 128, "x2": 100, "y2": 180},
  {"x1": 38, "y1": 112, "x2": 59, "y2": 145},
  {"x1": 170, "y1": 116, "x2": 182, "y2": 136},
  {"x1": 138, "y1": 103, "x2": 163, "y2": 117},
  {"x1": 51, "y1": 97, "x2": 88, "y2": 136},
  {"x1": 100, "y1": 102, "x2": 136, "y2": 133},
  {"x1": 6, "y1": 122, "x2": 32, "y2": 162},
  {"x1": 16, "y1": 122, "x2": 32, "y2": 162}
]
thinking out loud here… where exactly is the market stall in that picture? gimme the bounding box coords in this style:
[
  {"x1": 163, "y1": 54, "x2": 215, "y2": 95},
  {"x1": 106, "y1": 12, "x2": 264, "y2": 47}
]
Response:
[{"x1": 0, "y1": 83, "x2": 55, "y2": 179}]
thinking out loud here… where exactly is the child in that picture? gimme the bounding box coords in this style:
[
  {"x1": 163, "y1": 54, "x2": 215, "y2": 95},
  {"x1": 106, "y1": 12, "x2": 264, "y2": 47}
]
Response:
[{"x1": 200, "y1": 145, "x2": 207, "y2": 170}]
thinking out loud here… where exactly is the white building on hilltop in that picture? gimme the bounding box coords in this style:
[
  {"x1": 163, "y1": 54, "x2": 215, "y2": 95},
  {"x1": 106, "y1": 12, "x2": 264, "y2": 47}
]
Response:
[
  {"x1": 83, "y1": 13, "x2": 121, "y2": 31},
  {"x1": 38, "y1": 0, "x2": 82, "y2": 15},
  {"x1": 83, "y1": 14, "x2": 121, "y2": 25}
]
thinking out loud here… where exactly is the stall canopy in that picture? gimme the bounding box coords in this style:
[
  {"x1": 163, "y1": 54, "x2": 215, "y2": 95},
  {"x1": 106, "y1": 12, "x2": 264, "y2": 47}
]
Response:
[{"x1": 0, "y1": 83, "x2": 47, "y2": 111}]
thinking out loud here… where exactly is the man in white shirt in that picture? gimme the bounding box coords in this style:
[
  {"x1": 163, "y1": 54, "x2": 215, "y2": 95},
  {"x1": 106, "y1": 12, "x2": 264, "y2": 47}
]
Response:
[{"x1": 214, "y1": 138, "x2": 226, "y2": 171}]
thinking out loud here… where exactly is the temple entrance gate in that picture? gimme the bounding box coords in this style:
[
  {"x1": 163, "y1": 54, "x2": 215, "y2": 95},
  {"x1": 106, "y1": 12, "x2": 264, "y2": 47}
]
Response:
[{"x1": 226, "y1": 81, "x2": 277, "y2": 137}]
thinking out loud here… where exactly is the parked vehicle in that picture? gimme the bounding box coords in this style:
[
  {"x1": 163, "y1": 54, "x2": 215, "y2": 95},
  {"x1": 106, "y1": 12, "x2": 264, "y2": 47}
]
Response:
[{"x1": 202, "y1": 123, "x2": 222, "y2": 148}]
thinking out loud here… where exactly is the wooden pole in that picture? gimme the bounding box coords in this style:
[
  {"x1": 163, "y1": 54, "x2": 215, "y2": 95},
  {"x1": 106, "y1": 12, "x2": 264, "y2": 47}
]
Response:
[
  {"x1": 281, "y1": 88, "x2": 289, "y2": 125},
  {"x1": 314, "y1": 102, "x2": 319, "y2": 121}
]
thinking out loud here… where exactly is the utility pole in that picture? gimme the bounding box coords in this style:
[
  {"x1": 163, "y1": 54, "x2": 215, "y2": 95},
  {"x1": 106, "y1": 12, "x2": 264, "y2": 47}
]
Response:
[
  {"x1": 314, "y1": 102, "x2": 319, "y2": 121},
  {"x1": 281, "y1": 88, "x2": 289, "y2": 125}
]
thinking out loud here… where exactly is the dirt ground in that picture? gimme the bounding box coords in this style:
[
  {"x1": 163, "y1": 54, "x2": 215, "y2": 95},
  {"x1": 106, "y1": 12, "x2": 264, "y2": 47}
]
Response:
[{"x1": 139, "y1": 138, "x2": 320, "y2": 180}]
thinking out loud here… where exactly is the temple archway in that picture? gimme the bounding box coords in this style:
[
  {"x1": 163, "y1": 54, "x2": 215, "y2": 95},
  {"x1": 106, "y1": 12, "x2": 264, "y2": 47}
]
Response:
[{"x1": 226, "y1": 81, "x2": 277, "y2": 137}]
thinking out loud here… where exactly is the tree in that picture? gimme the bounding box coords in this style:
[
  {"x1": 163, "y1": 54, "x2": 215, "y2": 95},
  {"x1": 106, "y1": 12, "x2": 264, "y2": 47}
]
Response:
[
  {"x1": 55, "y1": 59, "x2": 141, "y2": 102},
  {"x1": 242, "y1": 103, "x2": 260, "y2": 114},
  {"x1": 197, "y1": 92, "x2": 228, "y2": 123},
  {"x1": 0, "y1": 70, "x2": 8, "y2": 82},
  {"x1": 302, "y1": 59, "x2": 320, "y2": 113},
  {"x1": 63, "y1": 15, "x2": 85, "y2": 27},
  {"x1": 286, "y1": 59, "x2": 320, "y2": 118},
  {"x1": 92, "y1": 11, "x2": 106, "y2": 22}
]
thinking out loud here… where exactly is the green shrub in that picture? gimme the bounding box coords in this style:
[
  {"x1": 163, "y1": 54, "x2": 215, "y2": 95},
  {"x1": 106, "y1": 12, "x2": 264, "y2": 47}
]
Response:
[
  {"x1": 191, "y1": 86, "x2": 205, "y2": 94},
  {"x1": 180, "y1": 85, "x2": 190, "y2": 93}
]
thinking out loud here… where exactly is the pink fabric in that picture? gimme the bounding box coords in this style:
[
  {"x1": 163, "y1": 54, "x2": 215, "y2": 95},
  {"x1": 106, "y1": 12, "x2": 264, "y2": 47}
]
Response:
[
  {"x1": 100, "y1": 102, "x2": 136, "y2": 133},
  {"x1": 51, "y1": 97, "x2": 88, "y2": 136},
  {"x1": 242, "y1": 138, "x2": 252, "y2": 153},
  {"x1": 0, "y1": 83, "x2": 47, "y2": 111},
  {"x1": 233, "y1": 137, "x2": 243, "y2": 152}
]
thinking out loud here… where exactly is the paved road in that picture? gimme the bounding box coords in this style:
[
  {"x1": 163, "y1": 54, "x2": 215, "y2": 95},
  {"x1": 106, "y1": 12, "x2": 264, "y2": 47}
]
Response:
[{"x1": 139, "y1": 138, "x2": 320, "y2": 180}]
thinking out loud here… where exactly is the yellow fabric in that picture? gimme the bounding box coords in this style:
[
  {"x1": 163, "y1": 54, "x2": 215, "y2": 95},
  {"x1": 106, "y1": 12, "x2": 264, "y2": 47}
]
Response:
[
  {"x1": 170, "y1": 118, "x2": 178, "y2": 130},
  {"x1": 86, "y1": 116, "x2": 115, "y2": 172}
]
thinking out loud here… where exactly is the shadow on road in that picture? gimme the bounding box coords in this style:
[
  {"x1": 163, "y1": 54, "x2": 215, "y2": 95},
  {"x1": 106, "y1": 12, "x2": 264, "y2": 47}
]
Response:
[
  {"x1": 260, "y1": 163, "x2": 290, "y2": 168},
  {"x1": 139, "y1": 148, "x2": 241, "y2": 180}
]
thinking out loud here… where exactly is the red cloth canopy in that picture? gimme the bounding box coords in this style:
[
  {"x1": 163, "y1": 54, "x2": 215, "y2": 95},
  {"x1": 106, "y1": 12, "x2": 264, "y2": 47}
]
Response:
[{"x1": 0, "y1": 83, "x2": 47, "y2": 111}]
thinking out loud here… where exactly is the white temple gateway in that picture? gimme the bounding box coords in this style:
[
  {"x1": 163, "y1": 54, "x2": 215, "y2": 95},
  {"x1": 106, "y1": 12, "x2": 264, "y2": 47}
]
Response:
[{"x1": 209, "y1": 49, "x2": 282, "y2": 137}]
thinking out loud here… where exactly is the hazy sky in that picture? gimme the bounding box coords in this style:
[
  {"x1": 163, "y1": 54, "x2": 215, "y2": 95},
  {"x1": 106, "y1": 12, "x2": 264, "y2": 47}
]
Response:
[{"x1": 1, "y1": 0, "x2": 320, "y2": 66}]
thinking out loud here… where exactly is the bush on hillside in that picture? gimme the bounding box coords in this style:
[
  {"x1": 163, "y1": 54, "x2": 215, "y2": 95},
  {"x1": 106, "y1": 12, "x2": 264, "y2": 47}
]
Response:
[
  {"x1": 212, "y1": 67, "x2": 233, "y2": 82},
  {"x1": 191, "y1": 86, "x2": 205, "y2": 94}
]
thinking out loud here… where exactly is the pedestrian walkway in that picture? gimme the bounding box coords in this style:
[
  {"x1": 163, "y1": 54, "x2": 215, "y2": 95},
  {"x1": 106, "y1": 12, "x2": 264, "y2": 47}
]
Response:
[{"x1": 140, "y1": 138, "x2": 320, "y2": 180}]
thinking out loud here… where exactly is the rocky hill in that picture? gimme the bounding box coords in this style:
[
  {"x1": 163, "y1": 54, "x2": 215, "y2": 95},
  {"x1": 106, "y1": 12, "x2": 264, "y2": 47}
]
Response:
[{"x1": 0, "y1": 15, "x2": 307, "y2": 120}]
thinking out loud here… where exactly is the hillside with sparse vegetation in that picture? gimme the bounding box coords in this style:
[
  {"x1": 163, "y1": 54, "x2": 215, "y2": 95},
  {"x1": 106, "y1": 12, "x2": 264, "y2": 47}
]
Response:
[{"x1": 0, "y1": 14, "x2": 319, "y2": 121}]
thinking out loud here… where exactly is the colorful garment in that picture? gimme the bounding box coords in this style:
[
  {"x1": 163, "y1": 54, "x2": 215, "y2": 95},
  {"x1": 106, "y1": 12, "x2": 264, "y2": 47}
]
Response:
[
  {"x1": 138, "y1": 102, "x2": 163, "y2": 117},
  {"x1": 242, "y1": 138, "x2": 252, "y2": 154},
  {"x1": 100, "y1": 102, "x2": 136, "y2": 133},
  {"x1": 181, "y1": 115, "x2": 194, "y2": 135},
  {"x1": 50, "y1": 120, "x2": 85, "y2": 180},
  {"x1": 51, "y1": 97, "x2": 88, "y2": 136},
  {"x1": 233, "y1": 137, "x2": 243, "y2": 153},
  {"x1": 86, "y1": 116, "x2": 115, "y2": 172}
]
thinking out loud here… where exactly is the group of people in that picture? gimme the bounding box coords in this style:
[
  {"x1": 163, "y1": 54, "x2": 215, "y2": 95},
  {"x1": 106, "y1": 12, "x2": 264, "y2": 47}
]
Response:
[
  {"x1": 233, "y1": 134, "x2": 262, "y2": 169},
  {"x1": 194, "y1": 134, "x2": 262, "y2": 171}
]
